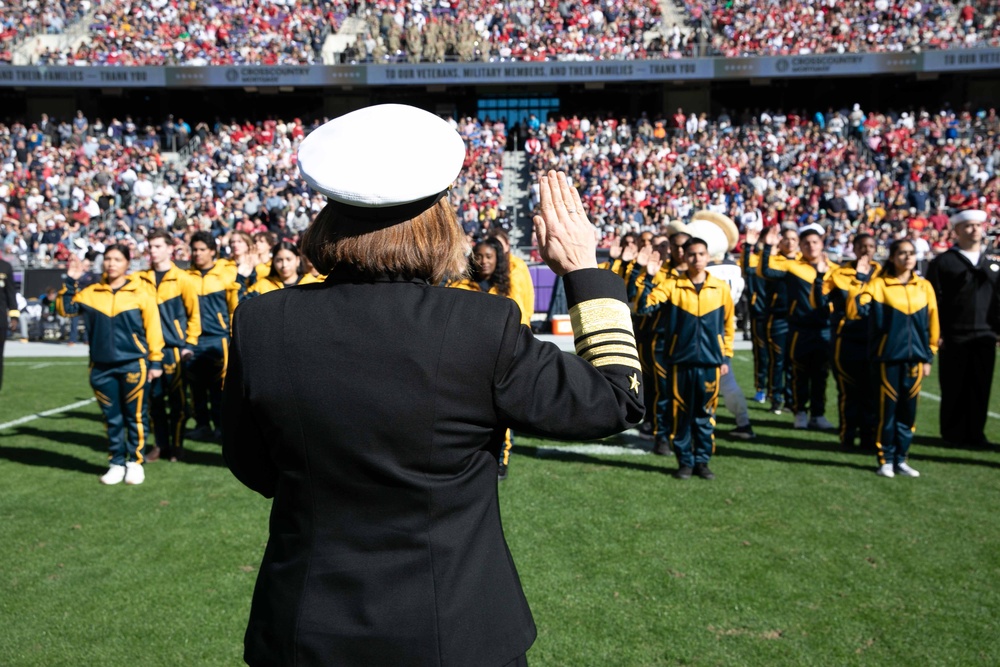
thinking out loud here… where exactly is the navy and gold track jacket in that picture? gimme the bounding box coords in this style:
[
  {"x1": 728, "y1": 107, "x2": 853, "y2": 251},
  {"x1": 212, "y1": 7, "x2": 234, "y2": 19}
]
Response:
[
  {"x1": 854, "y1": 274, "x2": 940, "y2": 363},
  {"x1": 626, "y1": 262, "x2": 679, "y2": 345},
  {"x1": 57, "y1": 274, "x2": 164, "y2": 369},
  {"x1": 633, "y1": 272, "x2": 735, "y2": 366},
  {"x1": 186, "y1": 261, "x2": 240, "y2": 339},
  {"x1": 139, "y1": 264, "x2": 201, "y2": 351},
  {"x1": 742, "y1": 245, "x2": 768, "y2": 319},
  {"x1": 758, "y1": 245, "x2": 838, "y2": 329},
  {"x1": 824, "y1": 260, "x2": 881, "y2": 342}
]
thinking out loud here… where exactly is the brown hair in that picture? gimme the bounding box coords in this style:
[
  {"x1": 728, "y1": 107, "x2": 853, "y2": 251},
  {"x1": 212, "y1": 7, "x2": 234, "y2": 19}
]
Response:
[
  {"x1": 303, "y1": 198, "x2": 466, "y2": 284},
  {"x1": 147, "y1": 229, "x2": 174, "y2": 245}
]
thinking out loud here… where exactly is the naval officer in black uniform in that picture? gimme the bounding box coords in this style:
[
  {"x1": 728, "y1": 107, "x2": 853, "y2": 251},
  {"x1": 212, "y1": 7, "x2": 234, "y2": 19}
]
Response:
[
  {"x1": 925, "y1": 208, "x2": 1000, "y2": 447},
  {"x1": 222, "y1": 104, "x2": 644, "y2": 667}
]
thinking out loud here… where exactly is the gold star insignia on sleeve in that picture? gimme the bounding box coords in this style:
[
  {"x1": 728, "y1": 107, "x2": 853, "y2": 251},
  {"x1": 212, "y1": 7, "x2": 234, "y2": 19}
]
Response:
[{"x1": 629, "y1": 373, "x2": 641, "y2": 395}]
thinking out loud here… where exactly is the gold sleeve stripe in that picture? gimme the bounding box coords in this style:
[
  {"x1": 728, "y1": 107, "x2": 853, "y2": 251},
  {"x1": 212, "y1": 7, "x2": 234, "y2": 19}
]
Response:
[
  {"x1": 591, "y1": 356, "x2": 643, "y2": 371},
  {"x1": 575, "y1": 330, "x2": 636, "y2": 354},
  {"x1": 569, "y1": 298, "x2": 635, "y2": 340},
  {"x1": 580, "y1": 344, "x2": 640, "y2": 363}
]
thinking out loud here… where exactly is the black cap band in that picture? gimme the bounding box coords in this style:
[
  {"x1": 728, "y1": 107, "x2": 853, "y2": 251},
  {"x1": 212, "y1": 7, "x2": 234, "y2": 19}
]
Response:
[{"x1": 326, "y1": 190, "x2": 448, "y2": 231}]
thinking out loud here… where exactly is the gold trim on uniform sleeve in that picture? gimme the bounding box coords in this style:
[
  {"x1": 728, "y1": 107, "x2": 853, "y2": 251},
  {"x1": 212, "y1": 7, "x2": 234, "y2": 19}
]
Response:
[{"x1": 569, "y1": 298, "x2": 641, "y2": 371}]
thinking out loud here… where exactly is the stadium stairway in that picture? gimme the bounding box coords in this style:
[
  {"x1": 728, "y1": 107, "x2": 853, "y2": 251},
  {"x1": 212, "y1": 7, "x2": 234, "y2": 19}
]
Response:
[
  {"x1": 655, "y1": 0, "x2": 689, "y2": 43},
  {"x1": 12, "y1": 4, "x2": 99, "y2": 65},
  {"x1": 322, "y1": 16, "x2": 368, "y2": 64},
  {"x1": 501, "y1": 150, "x2": 534, "y2": 255}
]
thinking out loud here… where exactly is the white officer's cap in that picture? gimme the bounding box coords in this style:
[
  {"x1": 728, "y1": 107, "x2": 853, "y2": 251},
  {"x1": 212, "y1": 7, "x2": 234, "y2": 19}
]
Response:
[
  {"x1": 798, "y1": 223, "x2": 825, "y2": 239},
  {"x1": 949, "y1": 209, "x2": 987, "y2": 227},
  {"x1": 297, "y1": 104, "x2": 466, "y2": 223}
]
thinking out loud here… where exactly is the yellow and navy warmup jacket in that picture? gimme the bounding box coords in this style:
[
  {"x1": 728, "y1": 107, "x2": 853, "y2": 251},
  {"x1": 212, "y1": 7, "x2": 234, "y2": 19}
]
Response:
[
  {"x1": 633, "y1": 272, "x2": 735, "y2": 366},
  {"x1": 186, "y1": 261, "x2": 241, "y2": 338},
  {"x1": 854, "y1": 274, "x2": 940, "y2": 363},
  {"x1": 758, "y1": 245, "x2": 838, "y2": 329},
  {"x1": 756, "y1": 250, "x2": 800, "y2": 317},
  {"x1": 742, "y1": 245, "x2": 768, "y2": 319},
  {"x1": 824, "y1": 260, "x2": 881, "y2": 341},
  {"x1": 447, "y1": 277, "x2": 532, "y2": 326},
  {"x1": 57, "y1": 274, "x2": 164, "y2": 369},
  {"x1": 598, "y1": 257, "x2": 628, "y2": 277},
  {"x1": 627, "y1": 263, "x2": 678, "y2": 341},
  {"x1": 255, "y1": 261, "x2": 271, "y2": 282},
  {"x1": 244, "y1": 273, "x2": 325, "y2": 299},
  {"x1": 509, "y1": 254, "x2": 535, "y2": 327},
  {"x1": 140, "y1": 264, "x2": 201, "y2": 351}
]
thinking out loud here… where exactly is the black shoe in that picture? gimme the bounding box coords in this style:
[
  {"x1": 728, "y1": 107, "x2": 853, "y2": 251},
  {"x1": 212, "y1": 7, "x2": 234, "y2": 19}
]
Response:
[
  {"x1": 213, "y1": 428, "x2": 224, "y2": 441},
  {"x1": 497, "y1": 463, "x2": 508, "y2": 481},
  {"x1": 693, "y1": 463, "x2": 716, "y2": 480},
  {"x1": 729, "y1": 424, "x2": 755, "y2": 440},
  {"x1": 653, "y1": 440, "x2": 671, "y2": 456},
  {"x1": 637, "y1": 421, "x2": 655, "y2": 441},
  {"x1": 770, "y1": 400, "x2": 784, "y2": 415},
  {"x1": 185, "y1": 424, "x2": 214, "y2": 440},
  {"x1": 673, "y1": 465, "x2": 693, "y2": 480}
]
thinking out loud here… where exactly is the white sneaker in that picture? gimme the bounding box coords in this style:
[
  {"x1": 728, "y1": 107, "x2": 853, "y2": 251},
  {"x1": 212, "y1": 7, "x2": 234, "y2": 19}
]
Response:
[
  {"x1": 877, "y1": 463, "x2": 895, "y2": 478},
  {"x1": 809, "y1": 415, "x2": 836, "y2": 430},
  {"x1": 124, "y1": 462, "x2": 145, "y2": 485},
  {"x1": 793, "y1": 412, "x2": 809, "y2": 429},
  {"x1": 895, "y1": 462, "x2": 920, "y2": 477},
  {"x1": 100, "y1": 464, "x2": 126, "y2": 485}
]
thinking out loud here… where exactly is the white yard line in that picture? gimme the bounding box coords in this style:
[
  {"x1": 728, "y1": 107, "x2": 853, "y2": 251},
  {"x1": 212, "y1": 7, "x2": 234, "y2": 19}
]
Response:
[
  {"x1": 537, "y1": 444, "x2": 650, "y2": 457},
  {"x1": 0, "y1": 398, "x2": 97, "y2": 431},
  {"x1": 5, "y1": 361, "x2": 84, "y2": 367},
  {"x1": 919, "y1": 391, "x2": 1000, "y2": 420}
]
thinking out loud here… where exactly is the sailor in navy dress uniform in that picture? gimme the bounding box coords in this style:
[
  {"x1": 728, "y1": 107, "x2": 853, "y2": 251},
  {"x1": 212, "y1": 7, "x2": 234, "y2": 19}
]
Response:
[
  {"x1": 925, "y1": 209, "x2": 1000, "y2": 447},
  {"x1": 222, "y1": 104, "x2": 644, "y2": 667}
]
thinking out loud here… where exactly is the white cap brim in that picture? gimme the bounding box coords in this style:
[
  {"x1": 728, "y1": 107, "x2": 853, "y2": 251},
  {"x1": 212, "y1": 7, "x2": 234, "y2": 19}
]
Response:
[
  {"x1": 297, "y1": 104, "x2": 466, "y2": 210},
  {"x1": 798, "y1": 223, "x2": 825, "y2": 238},
  {"x1": 686, "y1": 220, "x2": 729, "y2": 259},
  {"x1": 950, "y1": 209, "x2": 987, "y2": 226}
]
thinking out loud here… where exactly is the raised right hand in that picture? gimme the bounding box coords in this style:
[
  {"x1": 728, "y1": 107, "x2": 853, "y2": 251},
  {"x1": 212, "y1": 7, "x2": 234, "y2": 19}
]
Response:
[
  {"x1": 621, "y1": 241, "x2": 638, "y2": 263},
  {"x1": 745, "y1": 227, "x2": 761, "y2": 247},
  {"x1": 533, "y1": 171, "x2": 598, "y2": 276},
  {"x1": 66, "y1": 254, "x2": 83, "y2": 280},
  {"x1": 855, "y1": 254, "x2": 871, "y2": 276},
  {"x1": 635, "y1": 244, "x2": 653, "y2": 267},
  {"x1": 764, "y1": 225, "x2": 781, "y2": 247},
  {"x1": 646, "y1": 250, "x2": 663, "y2": 276}
]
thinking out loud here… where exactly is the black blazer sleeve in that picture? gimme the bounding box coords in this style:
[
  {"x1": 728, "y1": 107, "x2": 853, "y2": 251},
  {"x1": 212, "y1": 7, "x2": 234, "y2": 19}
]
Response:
[
  {"x1": 222, "y1": 318, "x2": 276, "y2": 498},
  {"x1": 493, "y1": 268, "x2": 644, "y2": 439}
]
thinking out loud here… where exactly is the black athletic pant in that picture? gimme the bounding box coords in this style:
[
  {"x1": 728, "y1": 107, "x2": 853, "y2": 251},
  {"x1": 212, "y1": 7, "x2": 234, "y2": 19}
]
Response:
[{"x1": 939, "y1": 336, "x2": 996, "y2": 446}]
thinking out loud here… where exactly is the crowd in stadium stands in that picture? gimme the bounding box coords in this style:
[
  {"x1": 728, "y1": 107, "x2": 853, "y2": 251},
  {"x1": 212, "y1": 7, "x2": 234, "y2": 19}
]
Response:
[
  {"x1": 0, "y1": 0, "x2": 93, "y2": 63},
  {"x1": 341, "y1": 0, "x2": 661, "y2": 63},
  {"x1": 686, "y1": 0, "x2": 1000, "y2": 56},
  {"x1": 524, "y1": 105, "x2": 999, "y2": 263},
  {"x1": 8, "y1": 0, "x2": 1000, "y2": 65},
  {"x1": 0, "y1": 110, "x2": 506, "y2": 271},
  {"x1": 31, "y1": 0, "x2": 338, "y2": 66}
]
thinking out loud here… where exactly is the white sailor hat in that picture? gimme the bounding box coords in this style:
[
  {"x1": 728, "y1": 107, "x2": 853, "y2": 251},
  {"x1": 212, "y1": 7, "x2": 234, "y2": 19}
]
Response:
[
  {"x1": 949, "y1": 209, "x2": 987, "y2": 227},
  {"x1": 690, "y1": 210, "x2": 739, "y2": 250},
  {"x1": 797, "y1": 223, "x2": 825, "y2": 239},
  {"x1": 297, "y1": 104, "x2": 466, "y2": 225}
]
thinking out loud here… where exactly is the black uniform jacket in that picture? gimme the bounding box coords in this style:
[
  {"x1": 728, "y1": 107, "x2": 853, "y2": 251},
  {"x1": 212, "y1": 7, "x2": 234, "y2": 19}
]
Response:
[
  {"x1": 223, "y1": 266, "x2": 644, "y2": 667},
  {"x1": 925, "y1": 246, "x2": 1000, "y2": 343},
  {"x1": 0, "y1": 259, "x2": 17, "y2": 323}
]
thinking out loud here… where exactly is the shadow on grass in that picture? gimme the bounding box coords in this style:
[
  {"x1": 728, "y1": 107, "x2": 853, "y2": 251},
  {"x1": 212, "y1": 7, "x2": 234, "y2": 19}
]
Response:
[
  {"x1": 11, "y1": 424, "x2": 108, "y2": 453},
  {"x1": 511, "y1": 445, "x2": 673, "y2": 476},
  {"x1": 180, "y1": 447, "x2": 226, "y2": 467},
  {"x1": 0, "y1": 445, "x2": 105, "y2": 475},
  {"x1": 57, "y1": 409, "x2": 106, "y2": 424},
  {"x1": 715, "y1": 444, "x2": 872, "y2": 470}
]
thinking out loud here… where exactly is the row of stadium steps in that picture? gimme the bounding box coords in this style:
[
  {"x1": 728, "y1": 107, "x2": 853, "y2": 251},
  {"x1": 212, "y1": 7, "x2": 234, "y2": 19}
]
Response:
[
  {"x1": 12, "y1": 4, "x2": 100, "y2": 65},
  {"x1": 322, "y1": 16, "x2": 369, "y2": 65},
  {"x1": 501, "y1": 150, "x2": 534, "y2": 255}
]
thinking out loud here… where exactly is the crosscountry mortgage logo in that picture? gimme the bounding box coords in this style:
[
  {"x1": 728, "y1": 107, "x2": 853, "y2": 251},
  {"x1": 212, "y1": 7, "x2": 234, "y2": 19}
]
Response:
[
  {"x1": 775, "y1": 59, "x2": 790, "y2": 73},
  {"x1": 225, "y1": 69, "x2": 239, "y2": 82}
]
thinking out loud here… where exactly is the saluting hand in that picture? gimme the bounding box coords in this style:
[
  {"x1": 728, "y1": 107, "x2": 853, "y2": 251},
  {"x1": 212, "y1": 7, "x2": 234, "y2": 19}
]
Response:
[
  {"x1": 646, "y1": 250, "x2": 663, "y2": 276},
  {"x1": 635, "y1": 244, "x2": 653, "y2": 268},
  {"x1": 66, "y1": 254, "x2": 83, "y2": 281},
  {"x1": 763, "y1": 225, "x2": 780, "y2": 248},
  {"x1": 533, "y1": 171, "x2": 598, "y2": 276},
  {"x1": 608, "y1": 236, "x2": 623, "y2": 260}
]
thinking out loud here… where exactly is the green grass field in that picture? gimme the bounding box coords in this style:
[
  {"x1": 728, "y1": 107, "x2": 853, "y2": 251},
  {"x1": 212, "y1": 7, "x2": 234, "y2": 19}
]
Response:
[{"x1": 1, "y1": 353, "x2": 999, "y2": 666}]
